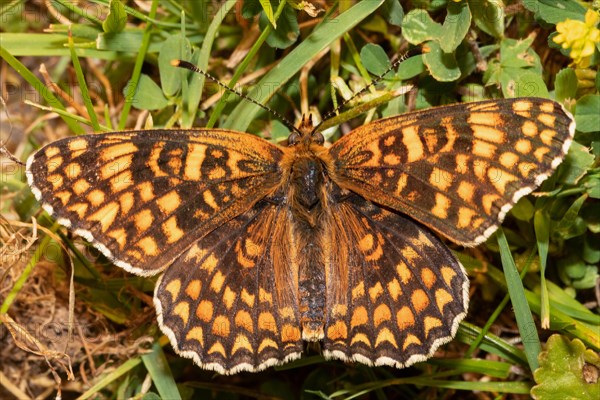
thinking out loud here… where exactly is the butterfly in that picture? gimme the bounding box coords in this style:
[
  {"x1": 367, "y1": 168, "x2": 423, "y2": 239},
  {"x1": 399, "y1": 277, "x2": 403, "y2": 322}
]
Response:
[{"x1": 26, "y1": 97, "x2": 574, "y2": 374}]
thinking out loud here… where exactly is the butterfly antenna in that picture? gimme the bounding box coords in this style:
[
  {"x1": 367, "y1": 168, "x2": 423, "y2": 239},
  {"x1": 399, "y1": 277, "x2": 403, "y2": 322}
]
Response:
[
  {"x1": 313, "y1": 50, "x2": 415, "y2": 133},
  {"x1": 172, "y1": 60, "x2": 303, "y2": 136}
]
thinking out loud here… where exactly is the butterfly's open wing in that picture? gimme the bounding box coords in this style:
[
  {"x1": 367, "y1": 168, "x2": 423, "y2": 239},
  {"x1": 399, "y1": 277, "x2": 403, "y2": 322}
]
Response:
[
  {"x1": 323, "y1": 192, "x2": 468, "y2": 367},
  {"x1": 26, "y1": 129, "x2": 284, "y2": 275},
  {"x1": 328, "y1": 98, "x2": 575, "y2": 246},
  {"x1": 155, "y1": 198, "x2": 302, "y2": 374}
]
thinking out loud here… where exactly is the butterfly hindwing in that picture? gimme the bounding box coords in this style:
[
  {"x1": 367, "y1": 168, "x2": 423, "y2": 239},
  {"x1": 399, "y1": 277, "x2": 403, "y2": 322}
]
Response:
[
  {"x1": 154, "y1": 198, "x2": 302, "y2": 374},
  {"x1": 26, "y1": 129, "x2": 284, "y2": 276},
  {"x1": 328, "y1": 98, "x2": 575, "y2": 246},
  {"x1": 322, "y1": 190, "x2": 468, "y2": 367}
]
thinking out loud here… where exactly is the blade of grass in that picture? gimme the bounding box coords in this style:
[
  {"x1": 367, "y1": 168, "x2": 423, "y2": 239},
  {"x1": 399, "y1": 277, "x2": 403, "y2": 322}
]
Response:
[
  {"x1": 496, "y1": 228, "x2": 542, "y2": 371},
  {"x1": 23, "y1": 100, "x2": 110, "y2": 131},
  {"x1": 464, "y1": 249, "x2": 537, "y2": 358},
  {"x1": 52, "y1": 0, "x2": 103, "y2": 26},
  {"x1": 485, "y1": 255, "x2": 600, "y2": 350},
  {"x1": 181, "y1": 0, "x2": 238, "y2": 128},
  {"x1": 141, "y1": 343, "x2": 182, "y2": 400},
  {"x1": 534, "y1": 209, "x2": 551, "y2": 329},
  {"x1": 323, "y1": 377, "x2": 532, "y2": 399},
  {"x1": 67, "y1": 29, "x2": 100, "y2": 131},
  {"x1": 0, "y1": 46, "x2": 84, "y2": 134},
  {"x1": 77, "y1": 358, "x2": 142, "y2": 400},
  {"x1": 223, "y1": 0, "x2": 385, "y2": 132},
  {"x1": 118, "y1": 0, "x2": 158, "y2": 129},
  {"x1": 205, "y1": 0, "x2": 288, "y2": 128},
  {"x1": 457, "y1": 322, "x2": 528, "y2": 366},
  {"x1": 0, "y1": 33, "x2": 120, "y2": 58}
]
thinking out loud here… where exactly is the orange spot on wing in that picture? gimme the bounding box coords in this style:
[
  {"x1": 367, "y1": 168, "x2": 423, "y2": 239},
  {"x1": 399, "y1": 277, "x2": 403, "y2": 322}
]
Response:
[{"x1": 411, "y1": 289, "x2": 429, "y2": 313}]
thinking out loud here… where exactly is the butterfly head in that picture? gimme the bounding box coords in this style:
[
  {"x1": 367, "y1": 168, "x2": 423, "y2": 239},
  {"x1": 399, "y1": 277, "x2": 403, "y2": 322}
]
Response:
[{"x1": 288, "y1": 114, "x2": 324, "y2": 147}]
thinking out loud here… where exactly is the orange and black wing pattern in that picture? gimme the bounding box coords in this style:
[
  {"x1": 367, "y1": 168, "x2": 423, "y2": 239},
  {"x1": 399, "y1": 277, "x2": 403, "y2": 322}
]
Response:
[
  {"x1": 26, "y1": 129, "x2": 284, "y2": 276},
  {"x1": 322, "y1": 189, "x2": 468, "y2": 367},
  {"x1": 154, "y1": 198, "x2": 303, "y2": 374},
  {"x1": 328, "y1": 98, "x2": 575, "y2": 246}
]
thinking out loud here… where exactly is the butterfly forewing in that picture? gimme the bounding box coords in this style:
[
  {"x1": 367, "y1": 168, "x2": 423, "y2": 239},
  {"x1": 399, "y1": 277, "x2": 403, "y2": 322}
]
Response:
[
  {"x1": 155, "y1": 198, "x2": 302, "y2": 374},
  {"x1": 329, "y1": 98, "x2": 575, "y2": 246},
  {"x1": 26, "y1": 129, "x2": 284, "y2": 275},
  {"x1": 322, "y1": 191, "x2": 468, "y2": 367}
]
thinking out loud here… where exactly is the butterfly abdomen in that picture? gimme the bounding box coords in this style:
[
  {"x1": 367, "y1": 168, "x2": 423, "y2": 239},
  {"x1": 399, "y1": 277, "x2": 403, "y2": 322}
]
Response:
[{"x1": 285, "y1": 151, "x2": 329, "y2": 341}]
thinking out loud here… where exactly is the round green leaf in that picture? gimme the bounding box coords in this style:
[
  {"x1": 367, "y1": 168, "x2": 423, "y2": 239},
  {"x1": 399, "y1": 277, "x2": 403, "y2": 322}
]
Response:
[
  {"x1": 440, "y1": 0, "x2": 472, "y2": 53},
  {"x1": 260, "y1": 4, "x2": 299, "y2": 49},
  {"x1": 575, "y1": 95, "x2": 600, "y2": 133},
  {"x1": 402, "y1": 9, "x2": 442, "y2": 45},
  {"x1": 469, "y1": 0, "x2": 504, "y2": 38},
  {"x1": 103, "y1": 0, "x2": 127, "y2": 33},
  {"x1": 422, "y1": 41, "x2": 461, "y2": 82},
  {"x1": 158, "y1": 34, "x2": 192, "y2": 98},
  {"x1": 513, "y1": 70, "x2": 550, "y2": 98},
  {"x1": 396, "y1": 54, "x2": 426, "y2": 80},
  {"x1": 125, "y1": 74, "x2": 169, "y2": 110},
  {"x1": 555, "y1": 68, "x2": 578, "y2": 103},
  {"x1": 360, "y1": 43, "x2": 390, "y2": 76}
]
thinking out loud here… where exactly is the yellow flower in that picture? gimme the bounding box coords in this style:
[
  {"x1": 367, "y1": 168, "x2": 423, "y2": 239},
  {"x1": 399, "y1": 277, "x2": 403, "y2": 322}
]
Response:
[{"x1": 554, "y1": 9, "x2": 600, "y2": 68}]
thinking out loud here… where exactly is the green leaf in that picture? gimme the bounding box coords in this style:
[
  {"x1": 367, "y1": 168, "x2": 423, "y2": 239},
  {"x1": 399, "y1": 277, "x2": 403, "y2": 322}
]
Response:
[
  {"x1": 396, "y1": 54, "x2": 426, "y2": 80},
  {"x1": 242, "y1": 0, "x2": 263, "y2": 18},
  {"x1": 402, "y1": 9, "x2": 442, "y2": 44},
  {"x1": 440, "y1": 0, "x2": 471, "y2": 53},
  {"x1": 497, "y1": 228, "x2": 542, "y2": 372},
  {"x1": 532, "y1": 335, "x2": 600, "y2": 400},
  {"x1": 469, "y1": 0, "x2": 504, "y2": 38},
  {"x1": 360, "y1": 43, "x2": 390, "y2": 76},
  {"x1": 555, "y1": 68, "x2": 578, "y2": 102},
  {"x1": 259, "y1": 0, "x2": 276, "y2": 28},
  {"x1": 260, "y1": 3, "x2": 299, "y2": 49},
  {"x1": 511, "y1": 70, "x2": 550, "y2": 98},
  {"x1": 500, "y1": 36, "x2": 540, "y2": 70},
  {"x1": 102, "y1": 0, "x2": 127, "y2": 33},
  {"x1": 575, "y1": 95, "x2": 600, "y2": 133},
  {"x1": 381, "y1": 0, "x2": 404, "y2": 26},
  {"x1": 522, "y1": 0, "x2": 587, "y2": 25},
  {"x1": 586, "y1": 178, "x2": 600, "y2": 200},
  {"x1": 555, "y1": 194, "x2": 588, "y2": 238},
  {"x1": 534, "y1": 209, "x2": 551, "y2": 328},
  {"x1": 422, "y1": 41, "x2": 461, "y2": 82},
  {"x1": 97, "y1": 31, "x2": 164, "y2": 53},
  {"x1": 511, "y1": 197, "x2": 535, "y2": 221},
  {"x1": 141, "y1": 343, "x2": 182, "y2": 400},
  {"x1": 158, "y1": 34, "x2": 191, "y2": 97},
  {"x1": 557, "y1": 141, "x2": 595, "y2": 185},
  {"x1": 125, "y1": 74, "x2": 169, "y2": 110},
  {"x1": 583, "y1": 234, "x2": 600, "y2": 264}
]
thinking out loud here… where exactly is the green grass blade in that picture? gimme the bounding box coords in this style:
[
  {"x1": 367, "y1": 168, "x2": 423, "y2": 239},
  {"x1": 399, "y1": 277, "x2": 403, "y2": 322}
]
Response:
[
  {"x1": 141, "y1": 342, "x2": 182, "y2": 400},
  {"x1": 118, "y1": 0, "x2": 158, "y2": 129},
  {"x1": 0, "y1": 46, "x2": 85, "y2": 134},
  {"x1": 496, "y1": 228, "x2": 542, "y2": 371},
  {"x1": 222, "y1": 0, "x2": 385, "y2": 132},
  {"x1": 67, "y1": 30, "x2": 100, "y2": 131},
  {"x1": 76, "y1": 358, "x2": 142, "y2": 400},
  {"x1": 205, "y1": 0, "x2": 288, "y2": 128},
  {"x1": 181, "y1": 0, "x2": 237, "y2": 128}
]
